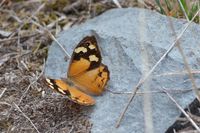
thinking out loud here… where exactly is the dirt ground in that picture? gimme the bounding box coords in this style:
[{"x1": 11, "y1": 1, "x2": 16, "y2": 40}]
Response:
[{"x1": 0, "y1": 0, "x2": 199, "y2": 133}]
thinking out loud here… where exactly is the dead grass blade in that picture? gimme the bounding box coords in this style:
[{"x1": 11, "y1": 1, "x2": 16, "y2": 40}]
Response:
[
  {"x1": 115, "y1": 8, "x2": 200, "y2": 128},
  {"x1": 63, "y1": 0, "x2": 84, "y2": 13},
  {"x1": 18, "y1": 59, "x2": 45, "y2": 105},
  {"x1": 6, "y1": 59, "x2": 45, "y2": 119},
  {"x1": 0, "y1": 88, "x2": 7, "y2": 99},
  {"x1": 0, "y1": 0, "x2": 6, "y2": 7},
  {"x1": 154, "y1": 69, "x2": 200, "y2": 77},
  {"x1": 0, "y1": 9, "x2": 22, "y2": 23},
  {"x1": 13, "y1": 102, "x2": 40, "y2": 133},
  {"x1": 9, "y1": 3, "x2": 45, "y2": 39},
  {"x1": 176, "y1": 0, "x2": 200, "y2": 102},
  {"x1": 0, "y1": 54, "x2": 11, "y2": 67},
  {"x1": 0, "y1": 33, "x2": 39, "y2": 43},
  {"x1": 108, "y1": 87, "x2": 200, "y2": 95},
  {"x1": 161, "y1": 88, "x2": 200, "y2": 131},
  {"x1": 30, "y1": 19, "x2": 71, "y2": 59},
  {"x1": 112, "y1": 0, "x2": 122, "y2": 8},
  {"x1": 168, "y1": 16, "x2": 200, "y2": 102}
]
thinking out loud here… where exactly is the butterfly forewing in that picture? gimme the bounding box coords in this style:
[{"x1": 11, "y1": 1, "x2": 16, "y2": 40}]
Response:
[
  {"x1": 68, "y1": 36, "x2": 102, "y2": 77},
  {"x1": 68, "y1": 36, "x2": 109, "y2": 95}
]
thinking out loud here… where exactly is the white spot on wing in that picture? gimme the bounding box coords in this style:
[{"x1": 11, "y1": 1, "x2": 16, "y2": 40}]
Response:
[
  {"x1": 46, "y1": 79, "x2": 53, "y2": 85},
  {"x1": 74, "y1": 47, "x2": 87, "y2": 53},
  {"x1": 49, "y1": 85, "x2": 55, "y2": 90},
  {"x1": 58, "y1": 88, "x2": 66, "y2": 94},
  {"x1": 89, "y1": 55, "x2": 99, "y2": 62},
  {"x1": 89, "y1": 44, "x2": 96, "y2": 50}
]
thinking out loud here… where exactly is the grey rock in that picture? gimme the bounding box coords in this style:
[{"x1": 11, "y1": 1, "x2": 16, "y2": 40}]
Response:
[{"x1": 45, "y1": 8, "x2": 200, "y2": 133}]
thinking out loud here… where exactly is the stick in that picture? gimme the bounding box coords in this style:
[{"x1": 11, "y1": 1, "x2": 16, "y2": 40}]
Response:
[
  {"x1": 108, "y1": 88, "x2": 200, "y2": 95},
  {"x1": 162, "y1": 88, "x2": 200, "y2": 131},
  {"x1": 13, "y1": 102, "x2": 40, "y2": 133},
  {"x1": 0, "y1": 88, "x2": 7, "y2": 98},
  {"x1": 168, "y1": 15, "x2": 200, "y2": 102},
  {"x1": 30, "y1": 20, "x2": 71, "y2": 59}
]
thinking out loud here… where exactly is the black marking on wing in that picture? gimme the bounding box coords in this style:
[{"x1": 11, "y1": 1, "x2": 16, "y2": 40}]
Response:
[
  {"x1": 46, "y1": 79, "x2": 71, "y2": 97},
  {"x1": 95, "y1": 64, "x2": 110, "y2": 88},
  {"x1": 103, "y1": 65, "x2": 110, "y2": 80},
  {"x1": 63, "y1": 89, "x2": 71, "y2": 96},
  {"x1": 72, "y1": 36, "x2": 102, "y2": 70}
]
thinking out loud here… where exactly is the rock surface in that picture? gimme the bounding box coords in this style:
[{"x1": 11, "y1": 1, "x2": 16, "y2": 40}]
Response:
[{"x1": 45, "y1": 8, "x2": 200, "y2": 133}]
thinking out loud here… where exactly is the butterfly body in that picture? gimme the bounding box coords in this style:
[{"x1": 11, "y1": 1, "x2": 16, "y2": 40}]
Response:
[{"x1": 46, "y1": 35, "x2": 109, "y2": 106}]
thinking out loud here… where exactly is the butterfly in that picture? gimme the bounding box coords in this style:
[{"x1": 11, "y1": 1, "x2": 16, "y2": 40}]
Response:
[{"x1": 45, "y1": 35, "x2": 110, "y2": 106}]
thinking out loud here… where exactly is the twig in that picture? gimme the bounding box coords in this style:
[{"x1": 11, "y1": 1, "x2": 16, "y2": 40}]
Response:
[
  {"x1": 0, "y1": 102, "x2": 11, "y2": 106},
  {"x1": 7, "y1": 59, "x2": 45, "y2": 119},
  {"x1": 0, "y1": 33, "x2": 39, "y2": 43},
  {"x1": 162, "y1": 88, "x2": 200, "y2": 131},
  {"x1": 138, "y1": 0, "x2": 150, "y2": 8},
  {"x1": 13, "y1": 102, "x2": 40, "y2": 133},
  {"x1": 30, "y1": 19, "x2": 71, "y2": 59},
  {"x1": 9, "y1": 3, "x2": 45, "y2": 38},
  {"x1": 154, "y1": 69, "x2": 200, "y2": 77},
  {"x1": 137, "y1": 9, "x2": 154, "y2": 133},
  {"x1": 17, "y1": 27, "x2": 21, "y2": 47},
  {"x1": 112, "y1": 0, "x2": 122, "y2": 8},
  {"x1": 168, "y1": 16, "x2": 200, "y2": 101},
  {"x1": 0, "y1": 0, "x2": 6, "y2": 7},
  {"x1": 88, "y1": 0, "x2": 92, "y2": 17},
  {"x1": 188, "y1": 112, "x2": 200, "y2": 123},
  {"x1": 18, "y1": 59, "x2": 45, "y2": 105},
  {"x1": 63, "y1": 0, "x2": 84, "y2": 13},
  {"x1": 115, "y1": 8, "x2": 200, "y2": 128},
  {"x1": 108, "y1": 87, "x2": 200, "y2": 95},
  {"x1": 0, "y1": 9, "x2": 22, "y2": 23},
  {"x1": 0, "y1": 88, "x2": 7, "y2": 98}
]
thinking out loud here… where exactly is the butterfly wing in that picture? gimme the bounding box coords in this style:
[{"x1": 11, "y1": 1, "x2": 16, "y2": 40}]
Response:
[
  {"x1": 70, "y1": 64, "x2": 109, "y2": 95},
  {"x1": 68, "y1": 36, "x2": 110, "y2": 95},
  {"x1": 45, "y1": 78, "x2": 95, "y2": 105},
  {"x1": 68, "y1": 36, "x2": 101, "y2": 76}
]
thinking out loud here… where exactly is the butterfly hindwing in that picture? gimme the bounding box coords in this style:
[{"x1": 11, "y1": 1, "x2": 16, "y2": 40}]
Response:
[
  {"x1": 70, "y1": 64, "x2": 109, "y2": 95},
  {"x1": 45, "y1": 78, "x2": 95, "y2": 105}
]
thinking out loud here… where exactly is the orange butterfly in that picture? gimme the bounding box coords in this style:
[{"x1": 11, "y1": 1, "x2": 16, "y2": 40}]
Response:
[{"x1": 45, "y1": 35, "x2": 110, "y2": 106}]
